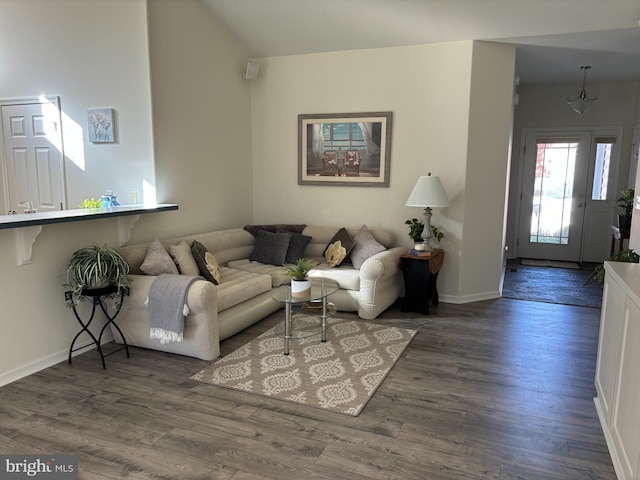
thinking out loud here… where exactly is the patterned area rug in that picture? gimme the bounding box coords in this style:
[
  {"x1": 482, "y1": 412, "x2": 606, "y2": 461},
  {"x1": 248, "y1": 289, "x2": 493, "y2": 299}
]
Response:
[{"x1": 191, "y1": 317, "x2": 417, "y2": 416}]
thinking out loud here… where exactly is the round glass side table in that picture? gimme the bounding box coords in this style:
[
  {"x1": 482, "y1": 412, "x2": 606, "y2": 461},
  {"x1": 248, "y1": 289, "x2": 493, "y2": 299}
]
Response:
[{"x1": 271, "y1": 278, "x2": 339, "y2": 355}]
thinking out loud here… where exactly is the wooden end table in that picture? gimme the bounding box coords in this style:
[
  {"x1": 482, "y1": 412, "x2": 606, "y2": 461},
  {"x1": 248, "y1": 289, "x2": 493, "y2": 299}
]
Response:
[{"x1": 400, "y1": 249, "x2": 444, "y2": 315}]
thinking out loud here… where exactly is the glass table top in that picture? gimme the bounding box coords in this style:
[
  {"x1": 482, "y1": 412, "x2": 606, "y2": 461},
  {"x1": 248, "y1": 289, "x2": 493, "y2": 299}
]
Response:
[{"x1": 271, "y1": 278, "x2": 339, "y2": 304}]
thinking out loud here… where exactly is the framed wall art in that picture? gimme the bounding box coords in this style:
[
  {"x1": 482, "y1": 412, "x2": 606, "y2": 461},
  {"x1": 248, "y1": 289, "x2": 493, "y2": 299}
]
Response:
[
  {"x1": 87, "y1": 108, "x2": 116, "y2": 143},
  {"x1": 298, "y1": 111, "x2": 392, "y2": 186}
]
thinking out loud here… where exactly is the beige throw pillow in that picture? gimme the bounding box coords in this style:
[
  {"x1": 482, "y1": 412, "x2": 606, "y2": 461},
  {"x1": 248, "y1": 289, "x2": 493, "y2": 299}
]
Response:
[
  {"x1": 140, "y1": 239, "x2": 179, "y2": 276},
  {"x1": 170, "y1": 241, "x2": 200, "y2": 276},
  {"x1": 350, "y1": 225, "x2": 386, "y2": 269}
]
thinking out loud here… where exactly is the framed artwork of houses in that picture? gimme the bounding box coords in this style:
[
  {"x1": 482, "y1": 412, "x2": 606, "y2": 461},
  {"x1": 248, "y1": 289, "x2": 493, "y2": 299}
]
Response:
[{"x1": 298, "y1": 111, "x2": 392, "y2": 187}]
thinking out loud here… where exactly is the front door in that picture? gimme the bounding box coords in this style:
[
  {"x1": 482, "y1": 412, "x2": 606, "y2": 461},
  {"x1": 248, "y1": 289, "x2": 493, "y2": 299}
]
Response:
[
  {"x1": 517, "y1": 131, "x2": 592, "y2": 262},
  {"x1": 1, "y1": 98, "x2": 66, "y2": 213}
]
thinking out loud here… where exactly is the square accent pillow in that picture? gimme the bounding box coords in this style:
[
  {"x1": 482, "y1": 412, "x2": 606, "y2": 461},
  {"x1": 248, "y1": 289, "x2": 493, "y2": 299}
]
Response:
[
  {"x1": 249, "y1": 230, "x2": 291, "y2": 265},
  {"x1": 325, "y1": 240, "x2": 347, "y2": 267},
  {"x1": 322, "y1": 228, "x2": 354, "y2": 267},
  {"x1": 277, "y1": 229, "x2": 311, "y2": 264},
  {"x1": 191, "y1": 240, "x2": 219, "y2": 284},
  {"x1": 170, "y1": 240, "x2": 200, "y2": 276},
  {"x1": 350, "y1": 225, "x2": 386, "y2": 269},
  {"x1": 204, "y1": 252, "x2": 222, "y2": 285},
  {"x1": 140, "y1": 239, "x2": 179, "y2": 275}
]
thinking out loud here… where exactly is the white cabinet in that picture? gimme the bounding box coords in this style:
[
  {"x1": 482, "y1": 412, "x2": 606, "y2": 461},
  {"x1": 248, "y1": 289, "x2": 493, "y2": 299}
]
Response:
[{"x1": 594, "y1": 262, "x2": 640, "y2": 480}]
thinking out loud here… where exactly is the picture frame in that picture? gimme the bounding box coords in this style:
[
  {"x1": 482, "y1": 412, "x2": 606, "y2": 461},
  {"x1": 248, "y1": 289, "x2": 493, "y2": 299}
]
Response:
[
  {"x1": 87, "y1": 108, "x2": 116, "y2": 143},
  {"x1": 298, "y1": 112, "x2": 392, "y2": 186}
]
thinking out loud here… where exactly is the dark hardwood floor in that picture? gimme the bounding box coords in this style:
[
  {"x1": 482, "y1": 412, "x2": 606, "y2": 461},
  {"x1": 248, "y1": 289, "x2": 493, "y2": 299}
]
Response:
[{"x1": 0, "y1": 298, "x2": 615, "y2": 479}]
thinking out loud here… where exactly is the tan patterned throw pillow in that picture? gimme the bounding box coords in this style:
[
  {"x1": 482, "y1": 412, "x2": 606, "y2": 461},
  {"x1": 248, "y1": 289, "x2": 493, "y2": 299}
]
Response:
[
  {"x1": 204, "y1": 252, "x2": 222, "y2": 284},
  {"x1": 325, "y1": 240, "x2": 347, "y2": 267}
]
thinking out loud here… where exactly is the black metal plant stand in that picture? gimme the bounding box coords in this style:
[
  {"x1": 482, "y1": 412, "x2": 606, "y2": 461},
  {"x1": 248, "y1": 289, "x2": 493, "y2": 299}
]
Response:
[{"x1": 66, "y1": 285, "x2": 130, "y2": 369}]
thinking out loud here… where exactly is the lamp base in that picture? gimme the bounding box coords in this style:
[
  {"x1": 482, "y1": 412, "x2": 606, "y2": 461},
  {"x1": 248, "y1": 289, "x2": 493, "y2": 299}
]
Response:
[{"x1": 421, "y1": 207, "x2": 435, "y2": 251}]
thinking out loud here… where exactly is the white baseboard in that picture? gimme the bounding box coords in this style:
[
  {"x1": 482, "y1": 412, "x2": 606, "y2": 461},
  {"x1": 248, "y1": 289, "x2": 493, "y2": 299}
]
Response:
[
  {"x1": 0, "y1": 330, "x2": 114, "y2": 387},
  {"x1": 0, "y1": 348, "x2": 69, "y2": 387},
  {"x1": 439, "y1": 291, "x2": 501, "y2": 304}
]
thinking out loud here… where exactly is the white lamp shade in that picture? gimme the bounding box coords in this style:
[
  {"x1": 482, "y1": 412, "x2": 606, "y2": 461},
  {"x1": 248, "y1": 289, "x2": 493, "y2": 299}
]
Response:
[{"x1": 405, "y1": 175, "x2": 450, "y2": 208}]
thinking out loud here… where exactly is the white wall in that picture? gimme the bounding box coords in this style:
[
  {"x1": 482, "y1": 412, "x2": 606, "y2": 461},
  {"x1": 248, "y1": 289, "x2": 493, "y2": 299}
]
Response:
[
  {"x1": 459, "y1": 41, "x2": 516, "y2": 300},
  {"x1": 132, "y1": 0, "x2": 254, "y2": 242},
  {"x1": 507, "y1": 81, "x2": 640, "y2": 258},
  {"x1": 0, "y1": 0, "x2": 253, "y2": 386},
  {"x1": 250, "y1": 40, "x2": 515, "y2": 302},
  {"x1": 0, "y1": 0, "x2": 156, "y2": 210},
  {"x1": 0, "y1": 1, "x2": 516, "y2": 385},
  {"x1": 0, "y1": 0, "x2": 157, "y2": 386}
]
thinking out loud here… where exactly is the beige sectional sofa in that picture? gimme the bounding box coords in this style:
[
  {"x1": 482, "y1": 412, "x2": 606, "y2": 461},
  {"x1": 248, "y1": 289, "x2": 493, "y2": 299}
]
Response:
[{"x1": 112, "y1": 225, "x2": 405, "y2": 361}]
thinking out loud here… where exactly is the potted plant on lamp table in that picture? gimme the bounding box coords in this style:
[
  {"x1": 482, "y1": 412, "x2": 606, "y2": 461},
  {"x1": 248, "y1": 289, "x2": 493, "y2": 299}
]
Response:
[
  {"x1": 405, "y1": 218, "x2": 444, "y2": 252},
  {"x1": 282, "y1": 258, "x2": 319, "y2": 298}
]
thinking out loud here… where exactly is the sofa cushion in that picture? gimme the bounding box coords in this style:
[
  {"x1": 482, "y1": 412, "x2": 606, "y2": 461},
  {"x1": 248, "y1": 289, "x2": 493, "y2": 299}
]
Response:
[
  {"x1": 170, "y1": 241, "x2": 200, "y2": 276},
  {"x1": 249, "y1": 230, "x2": 291, "y2": 265},
  {"x1": 140, "y1": 239, "x2": 179, "y2": 275},
  {"x1": 309, "y1": 264, "x2": 361, "y2": 291},
  {"x1": 227, "y1": 259, "x2": 290, "y2": 287},
  {"x1": 192, "y1": 240, "x2": 220, "y2": 284},
  {"x1": 350, "y1": 224, "x2": 387, "y2": 269},
  {"x1": 216, "y1": 267, "x2": 272, "y2": 312}
]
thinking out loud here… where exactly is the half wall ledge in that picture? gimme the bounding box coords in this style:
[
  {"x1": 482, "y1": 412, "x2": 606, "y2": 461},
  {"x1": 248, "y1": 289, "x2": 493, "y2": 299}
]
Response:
[{"x1": 0, "y1": 204, "x2": 178, "y2": 265}]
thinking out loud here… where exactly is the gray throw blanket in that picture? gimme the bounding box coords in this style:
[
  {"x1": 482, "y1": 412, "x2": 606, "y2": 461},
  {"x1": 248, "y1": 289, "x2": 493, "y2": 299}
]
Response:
[{"x1": 147, "y1": 274, "x2": 203, "y2": 345}]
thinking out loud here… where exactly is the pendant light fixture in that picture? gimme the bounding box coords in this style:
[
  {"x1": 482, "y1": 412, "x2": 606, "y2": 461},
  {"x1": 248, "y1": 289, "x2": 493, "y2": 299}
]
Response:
[{"x1": 567, "y1": 66, "x2": 597, "y2": 115}]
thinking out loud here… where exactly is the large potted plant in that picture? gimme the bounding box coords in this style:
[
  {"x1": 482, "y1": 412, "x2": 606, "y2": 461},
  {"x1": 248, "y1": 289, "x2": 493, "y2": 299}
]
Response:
[
  {"x1": 616, "y1": 188, "x2": 635, "y2": 231},
  {"x1": 282, "y1": 258, "x2": 319, "y2": 298},
  {"x1": 64, "y1": 243, "x2": 131, "y2": 307}
]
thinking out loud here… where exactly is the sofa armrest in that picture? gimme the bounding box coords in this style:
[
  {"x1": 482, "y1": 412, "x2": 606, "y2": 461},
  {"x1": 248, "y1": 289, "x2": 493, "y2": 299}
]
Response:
[
  {"x1": 125, "y1": 274, "x2": 217, "y2": 314},
  {"x1": 111, "y1": 274, "x2": 221, "y2": 360},
  {"x1": 359, "y1": 247, "x2": 405, "y2": 281}
]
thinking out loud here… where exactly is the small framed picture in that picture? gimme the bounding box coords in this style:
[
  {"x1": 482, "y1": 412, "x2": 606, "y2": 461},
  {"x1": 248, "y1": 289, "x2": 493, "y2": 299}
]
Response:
[{"x1": 87, "y1": 108, "x2": 116, "y2": 143}]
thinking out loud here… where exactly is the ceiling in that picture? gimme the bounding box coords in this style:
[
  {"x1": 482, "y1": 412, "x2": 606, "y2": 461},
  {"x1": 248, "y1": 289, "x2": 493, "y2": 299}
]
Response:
[{"x1": 201, "y1": 0, "x2": 640, "y2": 86}]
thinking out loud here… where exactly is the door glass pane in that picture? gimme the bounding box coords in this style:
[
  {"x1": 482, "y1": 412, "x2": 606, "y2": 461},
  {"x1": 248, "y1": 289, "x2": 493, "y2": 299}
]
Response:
[
  {"x1": 529, "y1": 142, "x2": 578, "y2": 244},
  {"x1": 591, "y1": 142, "x2": 613, "y2": 200}
]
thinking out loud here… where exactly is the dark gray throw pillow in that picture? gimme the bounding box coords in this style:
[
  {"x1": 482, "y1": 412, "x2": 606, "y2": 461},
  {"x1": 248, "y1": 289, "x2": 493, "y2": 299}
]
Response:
[
  {"x1": 244, "y1": 224, "x2": 307, "y2": 236},
  {"x1": 191, "y1": 240, "x2": 218, "y2": 284},
  {"x1": 278, "y1": 229, "x2": 312, "y2": 264},
  {"x1": 249, "y1": 230, "x2": 291, "y2": 265}
]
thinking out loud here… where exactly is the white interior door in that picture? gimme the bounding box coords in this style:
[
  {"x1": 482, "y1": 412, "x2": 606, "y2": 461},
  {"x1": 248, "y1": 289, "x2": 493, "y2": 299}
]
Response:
[
  {"x1": 517, "y1": 131, "x2": 592, "y2": 262},
  {"x1": 1, "y1": 98, "x2": 66, "y2": 213}
]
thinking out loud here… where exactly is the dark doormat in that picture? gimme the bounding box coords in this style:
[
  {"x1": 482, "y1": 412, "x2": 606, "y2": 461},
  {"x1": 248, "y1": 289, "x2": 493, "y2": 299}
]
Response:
[{"x1": 502, "y1": 260, "x2": 603, "y2": 308}]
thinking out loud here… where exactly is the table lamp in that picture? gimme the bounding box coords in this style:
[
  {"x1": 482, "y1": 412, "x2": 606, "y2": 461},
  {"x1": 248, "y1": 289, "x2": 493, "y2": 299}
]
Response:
[{"x1": 405, "y1": 173, "x2": 449, "y2": 251}]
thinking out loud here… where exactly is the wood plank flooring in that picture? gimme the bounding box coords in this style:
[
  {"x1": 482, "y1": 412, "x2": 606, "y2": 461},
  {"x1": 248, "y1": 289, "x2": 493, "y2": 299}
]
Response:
[{"x1": 0, "y1": 298, "x2": 615, "y2": 479}]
